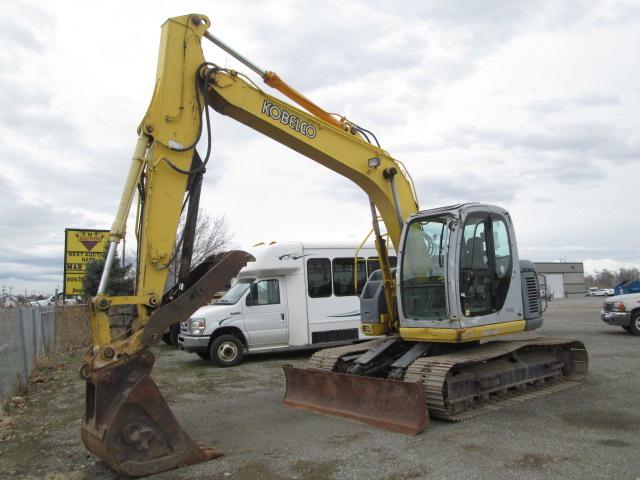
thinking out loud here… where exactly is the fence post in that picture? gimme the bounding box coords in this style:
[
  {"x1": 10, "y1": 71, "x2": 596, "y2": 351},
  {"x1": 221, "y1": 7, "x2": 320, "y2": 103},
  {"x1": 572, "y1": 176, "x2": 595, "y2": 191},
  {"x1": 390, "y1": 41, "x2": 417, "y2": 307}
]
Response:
[
  {"x1": 18, "y1": 309, "x2": 29, "y2": 386},
  {"x1": 39, "y1": 307, "x2": 46, "y2": 355},
  {"x1": 53, "y1": 306, "x2": 58, "y2": 350},
  {"x1": 32, "y1": 308, "x2": 38, "y2": 359}
]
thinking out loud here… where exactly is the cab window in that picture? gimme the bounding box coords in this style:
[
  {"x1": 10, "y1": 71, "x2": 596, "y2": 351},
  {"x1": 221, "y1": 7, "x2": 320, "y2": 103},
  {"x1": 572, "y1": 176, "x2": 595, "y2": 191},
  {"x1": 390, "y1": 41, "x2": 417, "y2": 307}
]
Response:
[
  {"x1": 492, "y1": 217, "x2": 512, "y2": 310},
  {"x1": 400, "y1": 216, "x2": 450, "y2": 321},
  {"x1": 459, "y1": 213, "x2": 512, "y2": 316}
]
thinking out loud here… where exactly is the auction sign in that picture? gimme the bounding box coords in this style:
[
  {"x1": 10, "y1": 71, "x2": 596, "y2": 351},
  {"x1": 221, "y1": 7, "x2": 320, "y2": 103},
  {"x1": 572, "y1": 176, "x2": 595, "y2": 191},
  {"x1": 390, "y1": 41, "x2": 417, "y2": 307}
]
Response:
[{"x1": 64, "y1": 228, "x2": 110, "y2": 296}]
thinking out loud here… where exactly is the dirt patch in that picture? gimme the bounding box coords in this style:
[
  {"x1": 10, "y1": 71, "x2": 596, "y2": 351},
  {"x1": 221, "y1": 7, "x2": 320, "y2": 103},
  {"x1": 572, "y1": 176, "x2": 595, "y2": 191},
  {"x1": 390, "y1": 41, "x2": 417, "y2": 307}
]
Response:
[
  {"x1": 18, "y1": 473, "x2": 86, "y2": 480},
  {"x1": 325, "y1": 431, "x2": 369, "y2": 446},
  {"x1": 370, "y1": 446, "x2": 397, "y2": 463},
  {"x1": 461, "y1": 443, "x2": 495, "y2": 455},
  {"x1": 289, "y1": 459, "x2": 341, "y2": 479},
  {"x1": 597, "y1": 439, "x2": 631, "y2": 447},
  {"x1": 561, "y1": 409, "x2": 640, "y2": 431},
  {"x1": 384, "y1": 469, "x2": 429, "y2": 480},
  {"x1": 232, "y1": 461, "x2": 281, "y2": 480},
  {"x1": 0, "y1": 416, "x2": 11, "y2": 429},
  {"x1": 1, "y1": 297, "x2": 639, "y2": 480},
  {"x1": 505, "y1": 453, "x2": 572, "y2": 471},
  {"x1": 0, "y1": 351, "x2": 102, "y2": 479},
  {"x1": 35, "y1": 356, "x2": 66, "y2": 371}
]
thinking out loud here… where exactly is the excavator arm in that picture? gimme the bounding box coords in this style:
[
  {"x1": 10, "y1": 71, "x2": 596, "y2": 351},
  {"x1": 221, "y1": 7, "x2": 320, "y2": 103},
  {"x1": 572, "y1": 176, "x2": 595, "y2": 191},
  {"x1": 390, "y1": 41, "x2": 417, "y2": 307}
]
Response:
[
  {"x1": 80, "y1": 16, "x2": 255, "y2": 476},
  {"x1": 82, "y1": 13, "x2": 419, "y2": 477}
]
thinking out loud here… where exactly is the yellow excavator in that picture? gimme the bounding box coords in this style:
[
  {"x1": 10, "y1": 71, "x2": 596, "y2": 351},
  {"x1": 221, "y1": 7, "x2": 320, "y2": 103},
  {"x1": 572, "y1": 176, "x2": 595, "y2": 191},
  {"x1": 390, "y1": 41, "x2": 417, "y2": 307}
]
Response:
[{"x1": 81, "y1": 14, "x2": 588, "y2": 477}]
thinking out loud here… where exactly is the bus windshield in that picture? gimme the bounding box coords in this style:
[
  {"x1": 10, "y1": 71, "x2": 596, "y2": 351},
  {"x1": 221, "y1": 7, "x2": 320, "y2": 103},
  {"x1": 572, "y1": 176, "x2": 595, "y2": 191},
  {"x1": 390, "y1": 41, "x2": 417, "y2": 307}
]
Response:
[{"x1": 215, "y1": 282, "x2": 250, "y2": 305}]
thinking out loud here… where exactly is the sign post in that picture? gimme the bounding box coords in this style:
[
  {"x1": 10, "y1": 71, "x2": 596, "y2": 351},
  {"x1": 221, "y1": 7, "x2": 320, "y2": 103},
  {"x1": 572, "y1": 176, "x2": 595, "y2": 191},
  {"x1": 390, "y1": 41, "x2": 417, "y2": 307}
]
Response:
[{"x1": 64, "y1": 229, "x2": 110, "y2": 299}]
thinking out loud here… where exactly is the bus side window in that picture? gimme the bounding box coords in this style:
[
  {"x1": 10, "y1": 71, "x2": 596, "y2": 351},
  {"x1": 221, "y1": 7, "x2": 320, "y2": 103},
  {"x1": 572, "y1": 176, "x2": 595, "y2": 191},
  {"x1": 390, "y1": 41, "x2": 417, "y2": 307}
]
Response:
[
  {"x1": 307, "y1": 258, "x2": 332, "y2": 297},
  {"x1": 332, "y1": 258, "x2": 366, "y2": 296}
]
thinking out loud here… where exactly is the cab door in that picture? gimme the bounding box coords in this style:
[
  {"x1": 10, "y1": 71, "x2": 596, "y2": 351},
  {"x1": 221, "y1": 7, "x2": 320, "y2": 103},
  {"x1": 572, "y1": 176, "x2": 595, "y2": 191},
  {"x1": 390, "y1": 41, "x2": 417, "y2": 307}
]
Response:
[
  {"x1": 457, "y1": 208, "x2": 517, "y2": 326},
  {"x1": 242, "y1": 277, "x2": 288, "y2": 346}
]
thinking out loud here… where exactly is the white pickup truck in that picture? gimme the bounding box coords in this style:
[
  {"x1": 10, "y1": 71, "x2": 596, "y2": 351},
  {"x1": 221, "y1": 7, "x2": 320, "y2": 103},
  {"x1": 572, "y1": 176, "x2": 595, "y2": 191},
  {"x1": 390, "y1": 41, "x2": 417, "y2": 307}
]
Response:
[{"x1": 601, "y1": 293, "x2": 640, "y2": 335}]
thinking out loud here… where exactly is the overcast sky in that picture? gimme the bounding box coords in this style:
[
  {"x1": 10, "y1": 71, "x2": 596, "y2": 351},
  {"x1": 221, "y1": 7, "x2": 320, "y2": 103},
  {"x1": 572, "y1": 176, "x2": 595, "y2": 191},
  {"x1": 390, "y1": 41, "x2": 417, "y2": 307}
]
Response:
[{"x1": 1, "y1": 0, "x2": 639, "y2": 295}]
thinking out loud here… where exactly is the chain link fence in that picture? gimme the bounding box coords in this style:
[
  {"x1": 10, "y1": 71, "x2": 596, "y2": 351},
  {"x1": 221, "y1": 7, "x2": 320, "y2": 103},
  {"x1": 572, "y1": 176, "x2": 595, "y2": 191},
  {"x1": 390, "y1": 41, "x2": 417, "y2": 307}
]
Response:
[{"x1": 0, "y1": 306, "x2": 57, "y2": 405}]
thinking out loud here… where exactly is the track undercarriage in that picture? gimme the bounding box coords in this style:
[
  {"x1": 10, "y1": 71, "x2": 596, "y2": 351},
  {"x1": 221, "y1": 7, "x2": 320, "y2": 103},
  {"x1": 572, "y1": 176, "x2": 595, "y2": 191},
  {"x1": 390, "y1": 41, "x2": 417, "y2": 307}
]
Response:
[{"x1": 283, "y1": 336, "x2": 588, "y2": 433}]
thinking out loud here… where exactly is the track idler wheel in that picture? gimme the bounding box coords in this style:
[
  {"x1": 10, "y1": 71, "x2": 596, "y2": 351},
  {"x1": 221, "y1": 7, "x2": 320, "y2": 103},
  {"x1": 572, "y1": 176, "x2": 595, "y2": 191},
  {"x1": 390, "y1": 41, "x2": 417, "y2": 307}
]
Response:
[{"x1": 81, "y1": 349, "x2": 221, "y2": 477}]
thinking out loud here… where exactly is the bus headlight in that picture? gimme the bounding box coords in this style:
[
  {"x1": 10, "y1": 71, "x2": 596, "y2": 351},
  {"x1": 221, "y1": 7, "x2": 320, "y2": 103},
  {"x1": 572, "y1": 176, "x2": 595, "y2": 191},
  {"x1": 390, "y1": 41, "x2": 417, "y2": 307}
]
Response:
[{"x1": 190, "y1": 318, "x2": 206, "y2": 335}]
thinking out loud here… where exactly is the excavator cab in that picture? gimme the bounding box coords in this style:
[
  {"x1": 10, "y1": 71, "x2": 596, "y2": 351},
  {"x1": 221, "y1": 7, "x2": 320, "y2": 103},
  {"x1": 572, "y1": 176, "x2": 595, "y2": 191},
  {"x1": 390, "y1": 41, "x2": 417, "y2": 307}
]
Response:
[
  {"x1": 359, "y1": 203, "x2": 538, "y2": 340},
  {"x1": 397, "y1": 203, "x2": 535, "y2": 338}
]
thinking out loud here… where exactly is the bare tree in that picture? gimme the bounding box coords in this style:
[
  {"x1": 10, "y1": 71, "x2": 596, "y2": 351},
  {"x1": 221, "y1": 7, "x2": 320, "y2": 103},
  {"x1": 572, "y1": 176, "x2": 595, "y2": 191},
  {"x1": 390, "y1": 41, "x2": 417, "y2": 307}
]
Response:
[
  {"x1": 170, "y1": 209, "x2": 232, "y2": 279},
  {"x1": 615, "y1": 267, "x2": 640, "y2": 285},
  {"x1": 584, "y1": 273, "x2": 594, "y2": 288},
  {"x1": 584, "y1": 267, "x2": 640, "y2": 288}
]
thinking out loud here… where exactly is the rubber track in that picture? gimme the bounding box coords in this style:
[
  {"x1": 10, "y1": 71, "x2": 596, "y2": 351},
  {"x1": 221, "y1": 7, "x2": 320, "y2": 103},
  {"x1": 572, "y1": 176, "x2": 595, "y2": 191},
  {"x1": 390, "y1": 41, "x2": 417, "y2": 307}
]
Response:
[
  {"x1": 306, "y1": 339, "x2": 385, "y2": 371},
  {"x1": 404, "y1": 337, "x2": 588, "y2": 421}
]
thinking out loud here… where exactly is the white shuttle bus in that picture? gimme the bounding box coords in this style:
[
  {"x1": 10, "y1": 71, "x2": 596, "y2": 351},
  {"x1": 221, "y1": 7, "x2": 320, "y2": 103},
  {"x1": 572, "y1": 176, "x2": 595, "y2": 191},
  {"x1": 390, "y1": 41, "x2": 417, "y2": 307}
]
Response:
[{"x1": 178, "y1": 241, "x2": 395, "y2": 366}]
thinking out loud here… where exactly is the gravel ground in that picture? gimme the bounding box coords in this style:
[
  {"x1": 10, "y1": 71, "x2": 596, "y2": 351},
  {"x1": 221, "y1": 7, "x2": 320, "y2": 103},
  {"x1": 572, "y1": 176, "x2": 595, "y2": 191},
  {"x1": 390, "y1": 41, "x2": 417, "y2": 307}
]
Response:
[{"x1": 0, "y1": 296, "x2": 638, "y2": 479}]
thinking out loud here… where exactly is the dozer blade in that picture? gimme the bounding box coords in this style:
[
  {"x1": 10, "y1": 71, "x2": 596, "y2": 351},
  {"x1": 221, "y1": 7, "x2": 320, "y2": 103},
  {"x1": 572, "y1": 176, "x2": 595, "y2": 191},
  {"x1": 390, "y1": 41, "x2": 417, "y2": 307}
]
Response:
[
  {"x1": 81, "y1": 349, "x2": 220, "y2": 477},
  {"x1": 282, "y1": 365, "x2": 428, "y2": 435}
]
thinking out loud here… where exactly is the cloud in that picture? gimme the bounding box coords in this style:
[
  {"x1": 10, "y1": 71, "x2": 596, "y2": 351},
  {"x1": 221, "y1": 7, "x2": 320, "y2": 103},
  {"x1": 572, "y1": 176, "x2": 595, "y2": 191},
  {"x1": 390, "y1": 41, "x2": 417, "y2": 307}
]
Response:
[
  {"x1": 1, "y1": 0, "x2": 639, "y2": 294},
  {"x1": 454, "y1": 123, "x2": 639, "y2": 161},
  {"x1": 583, "y1": 258, "x2": 640, "y2": 275},
  {"x1": 0, "y1": 22, "x2": 43, "y2": 50},
  {"x1": 527, "y1": 94, "x2": 621, "y2": 115},
  {"x1": 413, "y1": 170, "x2": 518, "y2": 207}
]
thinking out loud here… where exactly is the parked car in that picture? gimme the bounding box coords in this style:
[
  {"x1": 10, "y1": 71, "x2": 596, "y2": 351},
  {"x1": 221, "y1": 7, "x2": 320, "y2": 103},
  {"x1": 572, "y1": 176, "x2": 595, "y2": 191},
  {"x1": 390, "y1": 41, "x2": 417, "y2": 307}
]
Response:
[
  {"x1": 179, "y1": 241, "x2": 394, "y2": 366},
  {"x1": 601, "y1": 293, "x2": 640, "y2": 335},
  {"x1": 606, "y1": 288, "x2": 615, "y2": 296},
  {"x1": 30, "y1": 293, "x2": 78, "y2": 307},
  {"x1": 590, "y1": 288, "x2": 608, "y2": 297}
]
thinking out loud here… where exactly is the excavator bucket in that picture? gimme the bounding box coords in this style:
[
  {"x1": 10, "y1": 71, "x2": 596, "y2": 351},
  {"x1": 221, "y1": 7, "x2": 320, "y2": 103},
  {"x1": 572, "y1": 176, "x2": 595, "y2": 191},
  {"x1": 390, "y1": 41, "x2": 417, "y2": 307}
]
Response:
[
  {"x1": 81, "y1": 250, "x2": 254, "y2": 477},
  {"x1": 282, "y1": 365, "x2": 428, "y2": 435},
  {"x1": 81, "y1": 349, "x2": 220, "y2": 477}
]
